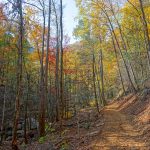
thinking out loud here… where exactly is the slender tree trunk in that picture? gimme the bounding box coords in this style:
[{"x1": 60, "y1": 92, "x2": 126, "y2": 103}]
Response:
[
  {"x1": 99, "y1": 49, "x2": 107, "y2": 106},
  {"x1": 92, "y1": 51, "x2": 100, "y2": 113},
  {"x1": 138, "y1": 0, "x2": 150, "y2": 66},
  {"x1": 45, "y1": 0, "x2": 51, "y2": 121},
  {"x1": 60, "y1": 0, "x2": 64, "y2": 119},
  {"x1": 24, "y1": 74, "x2": 30, "y2": 144},
  {"x1": 0, "y1": 42, "x2": 6, "y2": 144},
  {"x1": 105, "y1": 11, "x2": 136, "y2": 92},
  {"x1": 100, "y1": 3, "x2": 136, "y2": 92},
  {"x1": 1, "y1": 85, "x2": 6, "y2": 143},
  {"x1": 95, "y1": 63, "x2": 102, "y2": 105},
  {"x1": 39, "y1": 2, "x2": 46, "y2": 137},
  {"x1": 110, "y1": 31, "x2": 126, "y2": 94},
  {"x1": 52, "y1": 0, "x2": 60, "y2": 121},
  {"x1": 36, "y1": 42, "x2": 42, "y2": 65},
  {"x1": 12, "y1": 0, "x2": 23, "y2": 149},
  {"x1": 110, "y1": 3, "x2": 138, "y2": 91}
]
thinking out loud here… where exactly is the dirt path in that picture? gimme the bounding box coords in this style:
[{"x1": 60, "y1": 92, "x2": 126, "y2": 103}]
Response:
[{"x1": 92, "y1": 102, "x2": 150, "y2": 150}]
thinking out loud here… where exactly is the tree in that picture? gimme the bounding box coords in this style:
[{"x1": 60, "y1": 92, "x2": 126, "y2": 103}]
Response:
[
  {"x1": 138, "y1": 0, "x2": 150, "y2": 66},
  {"x1": 12, "y1": 0, "x2": 24, "y2": 149},
  {"x1": 60, "y1": 0, "x2": 64, "y2": 119}
]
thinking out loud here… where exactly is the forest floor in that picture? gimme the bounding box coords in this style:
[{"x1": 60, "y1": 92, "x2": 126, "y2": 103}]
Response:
[
  {"x1": 88, "y1": 98, "x2": 150, "y2": 150},
  {"x1": 25, "y1": 92, "x2": 150, "y2": 150},
  {"x1": 0, "y1": 92, "x2": 150, "y2": 150}
]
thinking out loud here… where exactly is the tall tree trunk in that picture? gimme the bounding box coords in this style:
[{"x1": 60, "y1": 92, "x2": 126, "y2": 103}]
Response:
[
  {"x1": 110, "y1": 30, "x2": 126, "y2": 94},
  {"x1": 92, "y1": 52, "x2": 100, "y2": 113},
  {"x1": 95, "y1": 63, "x2": 102, "y2": 105},
  {"x1": 60, "y1": 0, "x2": 64, "y2": 119},
  {"x1": 99, "y1": 49, "x2": 107, "y2": 106},
  {"x1": 109, "y1": 2, "x2": 138, "y2": 91},
  {"x1": 12, "y1": 0, "x2": 23, "y2": 149},
  {"x1": 52, "y1": 0, "x2": 60, "y2": 121},
  {"x1": 102, "y1": 8, "x2": 136, "y2": 92},
  {"x1": 39, "y1": 1, "x2": 46, "y2": 137},
  {"x1": 1, "y1": 85, "x2": 6, "y2": 143},
  {"x1": 126, "y1": 0, "x2": 150, "y2": 69},
  {"x1": 45, "y1": 0, "x2": 51, "y2": 121},
  {"x1": 138, "y1": 0, "x2": 150, "y2": 66},
  {"x1": 24, "y1": 74, "x2": 30, "y2": 144},
  {"x1": 100, "y1": 2, "x2": 137, "y2": 92}
]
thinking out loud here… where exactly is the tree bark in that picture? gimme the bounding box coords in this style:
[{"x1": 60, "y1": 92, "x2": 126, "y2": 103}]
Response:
[
  {"x1": 52, "y1": 0, "x2": 60, "y2": 121},
  {"x1": 92, "y1": 52, "x2": 100, "y2": 113},
  {"x1": 99, "y1": 49, "x2": 107, "y2": 106},
  {"x1": 60, "y1": 0, "x2": 64, "y2": 119},
  {"x1": 12, "y1": 0, "x2": 23, "y2": 149},
  {"x1": 110, "y1": 30, "x2": 126, "y2": 94},
  {"x1": 45, "y1": 0, "x2": 51, "y2": 121},
  {"x1": 102, "y1": 7, "x2": 136, "y2": 92},
  {"x1": 138, "y1": 0, "x2": 150, "y2": 67},
  {"x1": 39, "y1": 0, "x2": 46, "y2": 137}
]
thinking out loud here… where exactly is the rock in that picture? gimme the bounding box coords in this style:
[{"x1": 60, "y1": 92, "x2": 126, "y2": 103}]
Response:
[
  {"x1": 96, "y1": 122, "x2": 104, "y2": 127},
  {"x1": 140, "y1": 88, "x2": 150, "y2": 101},
  {"x1": 63, "y1": 122, "x2": 74, "y2": 127},
  {"x1": 88, "y1": 130, "x2": 100, "y2": 137},
  {"x1": 27, "y1": 118, "x2": 39, "y2": 130},
  {"x1": 18, "y1": 138, "x2": 24, "y2": 145},
  {"x1": 37, "y1": 143, "x2": 55, "y2": 150},
  {"x1": 17, "y1": 130, "x2": 24, "y2": 137},
  {"x1": 7, "y1": 122, "x2": 13, "y2": 129},
  {"x1": 27, "y1": 130, "x2": 38, "y2": 139},
  {"x1": 6, "y1": 130, "x2": 12, "y2": 136},
  {"x1": 6, "y1": 136, "x2": 12, "y2": 141},
  {"x1": 31, "y1": 118, "x2": 39, "y2": 129},
  {"x1": 144, "y1": 78, "x2": 150, "y2": 88},
  {"x1": 17, "y1": 124, "x2": 22, "y2": 130},
  {"x1": 6, "y1": 126, "x2": 12, "y2": 131},
  {"x1": 25, "y1": 142, "x2": 55, "y2": 150}
]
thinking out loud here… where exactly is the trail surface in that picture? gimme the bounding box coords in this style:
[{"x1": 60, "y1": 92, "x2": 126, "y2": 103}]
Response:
[{"x1": 92, "y1": 102, "x2": 150, "y2": 150}]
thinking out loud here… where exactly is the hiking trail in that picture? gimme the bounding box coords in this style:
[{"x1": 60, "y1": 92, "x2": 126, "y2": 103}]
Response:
[{"x1": 91, "y1": 101, "x2": 150, "y2": 150}]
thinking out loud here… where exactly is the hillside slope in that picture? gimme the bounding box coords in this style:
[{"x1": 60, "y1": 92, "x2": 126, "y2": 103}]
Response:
[
  {"x1": 88, "y1": 94, "x2": 150, "y2": 149},
  {"x1": 0, "y1": 92, "x2": 150, "y2": 150}
]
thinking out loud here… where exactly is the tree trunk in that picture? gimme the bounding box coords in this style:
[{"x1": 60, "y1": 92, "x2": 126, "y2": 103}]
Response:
[
  {"x1": 12, "y1": 0, "x2": 23, "y2": 149},
  {"x1": 103, "y1": 8, "x2": 136, "y2": 92},
  {"x1": 39, "y1": 1, "x2": 46, "y2": 137},
  {"x1": 110, "y1": 31, "x2": 126, "y2": 94},
  {"x1": 109, "y1": 3, "x2": 138, "y2": 92},
  {"x1": 45, "y1": 0, "x2": 51, "y2": 121},
  {"x1": 1, "y1": 85, "x2": 6, "y2": 143},
  {"x1": 60, "y1": 0, "x2": 64, "y2": 119},
  {"x1": 24, "y1": 74, "x2": 30, "y2": 144},
  {"x1": 92, "y1": 51, "x2": 100, "y2": 113},
  {"x1": 99, "y1": 49, "x2": 107, "y2": 106},
  {"x1": 138, "y1": 0, "x2": 150, "y2": 66},
  {"x1": 52, "y1": 0, "x2": 60, "y2": 121}
]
